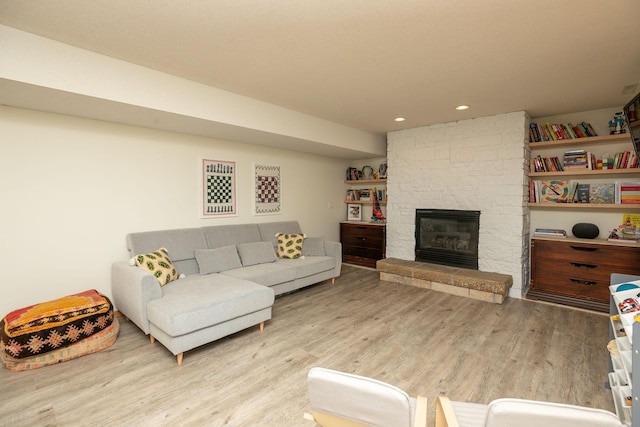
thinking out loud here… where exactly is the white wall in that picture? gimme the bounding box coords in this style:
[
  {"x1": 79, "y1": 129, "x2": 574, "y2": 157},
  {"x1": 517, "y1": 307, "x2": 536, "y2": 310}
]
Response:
[
  {"x1": 386, "y1": 112, "x2": 529, "y2": 298},
  {"x1": 0, "y1": 106, "x2": 347, "y2": 316}
]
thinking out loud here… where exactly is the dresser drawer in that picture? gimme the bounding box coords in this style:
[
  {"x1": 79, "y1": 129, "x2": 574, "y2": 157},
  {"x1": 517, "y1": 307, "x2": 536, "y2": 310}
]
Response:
[
  {"x1": 340, "y1": 233, "x2": 385, "y2": 249},
  {"x1": 530, "y1": 271, "x2": 610, "y2": 301},
  {"x1": 532, "y1": 239, "x2": 640, "y2": 268},
  {"x1": 341, "y1": 224, "x2": 384, "y2": 238},
  {"x1": 343, "y1": 245, "x2": 384, "y2": 260}
]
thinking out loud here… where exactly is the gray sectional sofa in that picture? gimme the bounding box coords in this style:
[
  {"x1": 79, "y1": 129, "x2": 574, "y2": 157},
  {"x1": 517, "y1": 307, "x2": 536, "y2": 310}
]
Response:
[{"x1": 111, "y1": 221, "x2": 341, "y2": 365}]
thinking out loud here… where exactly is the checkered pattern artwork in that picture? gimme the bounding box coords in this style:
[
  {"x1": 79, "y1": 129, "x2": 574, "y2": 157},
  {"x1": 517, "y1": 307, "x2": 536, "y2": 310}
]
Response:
[
  {"x1": 202, "y1": 159, "x2": 236, "y2": 217},
  {"x1": 253, "y1": 163, "x2": 281, "y2": 215}
]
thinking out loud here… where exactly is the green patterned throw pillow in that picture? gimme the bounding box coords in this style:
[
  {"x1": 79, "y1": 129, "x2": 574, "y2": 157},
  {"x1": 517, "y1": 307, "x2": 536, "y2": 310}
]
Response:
[
  {"x1": 275, "y1": 233, "x2": 306, "y2": 259},
  {"x1": 132, "y1": 247, "x2": 179, "y2": 286}
]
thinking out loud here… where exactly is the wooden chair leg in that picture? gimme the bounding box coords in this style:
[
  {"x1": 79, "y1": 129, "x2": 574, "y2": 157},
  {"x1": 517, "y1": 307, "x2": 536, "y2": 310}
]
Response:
[
  {"x1": 259, "y1": 321, "x2": 264, "y2": 333},
  {"x1": 177, "y1": 353, "x2": 183, "y2": 365},
  {"x1": 150, "y1": 335, "x2": 155, "y2": 344}
]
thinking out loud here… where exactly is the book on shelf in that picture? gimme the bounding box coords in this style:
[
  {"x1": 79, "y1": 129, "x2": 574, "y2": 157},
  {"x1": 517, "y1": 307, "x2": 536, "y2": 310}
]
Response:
[
  {"x1": 616, "y1": 181, "x2": 640, "y2": 204},
  {"x1": 589, "y1": 183, "x2": 615, "y2": 204},
  {"x1": 359, "y1": 189, "x2": 371, "y2": 201},
  {"x1": 538, "y1": 180, "x2": 570, "y2": 203},
  {"x1": 530, "y1": 180, "x2": 579, "y2": 203},
  {"x1": 563, "y1": 149, "x2": 587, "y2": 169},
  {"x1": 622, "y1": 213, "x2": 640, "y2": 227},
  {"x1": 575, "y1": 183, "x2": 590, "y2": 203},
  {"x1": 528, "y1": 121, "x2": 597, "y2": 142},
  {"x1": 534, "y1": 228, "x2": 567, "y2": 237},
  {"x1": 608, "y1": 237, "x2": 638, "y2": 244},
  {"x1": 530, "y1": 155, "x2": 564, "y2": 173}
]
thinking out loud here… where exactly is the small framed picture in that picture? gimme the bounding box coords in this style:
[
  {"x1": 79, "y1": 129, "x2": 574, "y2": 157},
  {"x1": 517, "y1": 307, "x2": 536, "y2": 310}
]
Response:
[
  {"x1": 379, "y1": 162, "x2": 388, "y2": 178},
  {"x1": 347, "y1": 203, "x2": 362, "y2": 221}
]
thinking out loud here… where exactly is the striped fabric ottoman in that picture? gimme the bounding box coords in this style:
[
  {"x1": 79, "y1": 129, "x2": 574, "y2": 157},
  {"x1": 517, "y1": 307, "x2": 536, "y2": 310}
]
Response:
[{"x1": 0, "y1": 289, "x2": 118, "y2": 371}]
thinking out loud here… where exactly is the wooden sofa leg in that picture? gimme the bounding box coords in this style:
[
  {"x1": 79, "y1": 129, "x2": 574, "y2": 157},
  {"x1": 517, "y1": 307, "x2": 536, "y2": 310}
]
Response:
[
  {"x1": 331, "y1": 277, "x2": 335, "y2": 284},
  {"x1": 150, "y1": 335, "x2": 155, "y2": 344},
  {"x1": 177, "y1": 353, "x2": 184, "y2": 365},
  {"x1": 259, "y1": 321, "x2": 264, "y2": 333}
]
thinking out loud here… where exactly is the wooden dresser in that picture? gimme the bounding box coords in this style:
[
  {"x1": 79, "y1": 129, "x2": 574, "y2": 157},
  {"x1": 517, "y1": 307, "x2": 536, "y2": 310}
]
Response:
[
  {"x1": 528, "y1": 236, "x2": 640, "y2": 312},
  {"x1": 340, "y1": 222, "x2": 386, "y2": 268}
]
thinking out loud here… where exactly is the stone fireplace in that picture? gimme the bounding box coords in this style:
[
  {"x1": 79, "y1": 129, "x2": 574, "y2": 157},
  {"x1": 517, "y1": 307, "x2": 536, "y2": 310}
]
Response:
[
  {"x1": 385, "y1": 111, "x2": 529, "y2": 298},
  {"x1": 415, "y1": 209, "x2": 480, "y2": 269}
]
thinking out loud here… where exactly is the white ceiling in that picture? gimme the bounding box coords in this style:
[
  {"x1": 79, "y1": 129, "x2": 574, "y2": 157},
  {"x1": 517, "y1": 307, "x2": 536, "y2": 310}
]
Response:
[{"x1": 1, "y1": 0, "x2": 639, "y2": 136}]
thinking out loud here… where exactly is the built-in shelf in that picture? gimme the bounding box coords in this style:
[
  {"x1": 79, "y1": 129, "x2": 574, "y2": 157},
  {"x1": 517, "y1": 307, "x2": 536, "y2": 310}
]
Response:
[
  {"x1": 529, "y1": 168, "x2": 640, "y2": 178},
  {"x1": 528, "y1": 132, "x2": 630, "y2": 149},
  {"x1": 344, "y1": 179, "x2": 387, "y2": 185},
  {"x1": 527, "y1": 203, "x2": 640, "y2": 210},
  {"x1": 344, "y1": 200, "x2": 387, "y2": 205}
]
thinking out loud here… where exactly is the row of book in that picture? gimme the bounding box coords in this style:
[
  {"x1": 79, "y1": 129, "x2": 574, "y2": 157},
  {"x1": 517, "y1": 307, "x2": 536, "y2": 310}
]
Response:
[
  {"x1": 529, "y1": 180, "x2": 640, "y2": 204},
  {"x1": 529, "y1": 122, "x2": 598, "y2": 143},
  {"x1": 530, "y1": 150, "x2": 639, "y2": 173},
  {"x1": 346, "y1": 188, "x2": 386, "y2": 202}
]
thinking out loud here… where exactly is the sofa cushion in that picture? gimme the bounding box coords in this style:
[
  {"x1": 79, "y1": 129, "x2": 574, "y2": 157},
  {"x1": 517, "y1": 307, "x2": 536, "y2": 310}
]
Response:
[
  {"x1": 276, "y1": 233, "x2": 306, "y2": 259},
  {"x1": 147, "y1": 274, "x2": 274, "y2": 337},
  {"x1": 202, "y1": 224, "x2": 262, "y2": 249},
  {"x1": 276, "y1": 256, "x2": 335, "y2": 279},
  {"x1": 132, "y1": 247, "x2": 179, "y2": 286},
  {"x1": 302, "y1": 236, "x2": 326, "y2": 256},
  {"x1": 222, "y1": 263, "x2": 296, "y2": 287},
  {"x1": 195, "y1": 245, "x2": 242, "y2": 275},
  {"x1": 237, "y1": 242, "x2": 277, "y2": 266},
  {"x1": 127, "y1": 228, "x2": 207, "y2": 276},
  {"x1": 257, "y1": 221, "x2": 302, "y2": 247}
]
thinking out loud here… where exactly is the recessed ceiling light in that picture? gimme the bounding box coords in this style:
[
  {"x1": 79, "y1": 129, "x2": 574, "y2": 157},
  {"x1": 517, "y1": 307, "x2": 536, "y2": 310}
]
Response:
[
  {"x1": 456, "y1": 105, "x2": 470, "y2": 111},
  {"x1": 394, "y1": 117, "x2": 406, "y2": 122}
]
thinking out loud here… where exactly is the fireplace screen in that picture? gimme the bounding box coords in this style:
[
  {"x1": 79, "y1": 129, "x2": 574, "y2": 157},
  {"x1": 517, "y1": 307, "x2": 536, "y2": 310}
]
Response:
[{"x1": 415, "y1": 209, "x2": 480, "y2": 269}]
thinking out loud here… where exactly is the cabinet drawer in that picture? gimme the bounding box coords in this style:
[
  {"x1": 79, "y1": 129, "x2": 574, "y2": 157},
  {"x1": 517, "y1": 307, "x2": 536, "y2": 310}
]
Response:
[
  {"x1": 340, "y1": 224, "x2": 385, "y2": 239},
  {"x1": 530, "y1": 272, "x2": 609, "y2": 301},
  {"x1": 344, "y1": 245, "x2": 384, "y2": 260},
  {"x1": 341, "y1": 233, "x2": 384, "y2": 249},
  {"x1": 532, "y1": 239, "x2": 640, "y2": 268},
  {"x1": 533, "y1": 258, "x2": 620, "y2": 284}
]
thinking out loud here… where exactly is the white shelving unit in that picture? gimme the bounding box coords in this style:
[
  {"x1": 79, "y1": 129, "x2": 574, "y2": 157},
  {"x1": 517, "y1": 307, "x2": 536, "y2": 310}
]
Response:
[{"x1": 609, "y1": 273, "x2": 640, "y2": 426}]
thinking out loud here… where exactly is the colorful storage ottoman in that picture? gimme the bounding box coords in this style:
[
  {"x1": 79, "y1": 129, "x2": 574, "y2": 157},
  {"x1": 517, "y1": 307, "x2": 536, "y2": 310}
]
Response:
[{"x1": 0, "y1": 289, "x2": 119, "y2": 371}]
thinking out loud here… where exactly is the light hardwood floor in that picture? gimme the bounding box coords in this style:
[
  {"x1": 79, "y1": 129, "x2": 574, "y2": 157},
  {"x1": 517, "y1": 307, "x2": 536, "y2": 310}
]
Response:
[{"x1": 0, "y1": 264, "x2": 614, "y2": 426}]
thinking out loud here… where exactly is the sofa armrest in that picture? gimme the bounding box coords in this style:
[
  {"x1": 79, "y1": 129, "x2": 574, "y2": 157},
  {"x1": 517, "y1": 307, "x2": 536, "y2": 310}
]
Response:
[
  {"x1": 324, "y1": 241, "x2": 342, "y2": 277},
  {"x1": 111, "y1": 261, "x2": 162, "y2": 334}
]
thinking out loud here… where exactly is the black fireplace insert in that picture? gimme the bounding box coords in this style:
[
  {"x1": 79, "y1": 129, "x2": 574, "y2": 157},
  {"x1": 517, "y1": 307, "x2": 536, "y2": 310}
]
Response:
[{"x1": 415, "y1": 209, "x2": 480, "y2": 269}]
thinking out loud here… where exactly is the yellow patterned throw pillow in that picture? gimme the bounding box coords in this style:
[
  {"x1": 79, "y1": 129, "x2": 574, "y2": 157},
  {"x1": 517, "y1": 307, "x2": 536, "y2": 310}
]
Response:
[
  {"x1": 275, "y1": 233, "x2": 306, "y2": 259},
  {"x1": 132, "y1": 247, "x2": 179, "y2": 286}
]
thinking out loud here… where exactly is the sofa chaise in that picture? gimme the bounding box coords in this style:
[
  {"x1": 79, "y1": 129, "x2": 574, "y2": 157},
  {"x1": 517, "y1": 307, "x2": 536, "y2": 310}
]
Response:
[{"x1": 111, "y1": 221, "x2": 341, "y2": 365}]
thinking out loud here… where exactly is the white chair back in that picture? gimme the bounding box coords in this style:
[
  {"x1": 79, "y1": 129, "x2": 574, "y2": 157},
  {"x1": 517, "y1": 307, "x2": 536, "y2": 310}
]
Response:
[
  {"x1": 485, "y1": 398, "x2": 623, "y2": 427},
  {"x1": 307, "y1": 367, "x2": 415, "y2": 427}
]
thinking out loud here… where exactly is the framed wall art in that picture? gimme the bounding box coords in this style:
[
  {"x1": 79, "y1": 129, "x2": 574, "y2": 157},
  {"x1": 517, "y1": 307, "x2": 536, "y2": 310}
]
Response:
[
  {"x1": 253, "y1": 163, "x2": 281, "y2": 215},
  {"x1": 202, "y1": 159, "x2": 237, "y2": 217},
  {"x1": 347, "y1": 203, "x2": 362, "y2": 221}
]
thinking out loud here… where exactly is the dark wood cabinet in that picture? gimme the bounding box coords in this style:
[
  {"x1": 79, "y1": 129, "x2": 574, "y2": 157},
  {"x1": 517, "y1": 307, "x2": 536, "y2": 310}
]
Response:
[
  {"x1": 528, "y1": 237, "x2": 640, "y2": 312},
  {"x1": 340, "y1": 222, "x2": 386, "y2": 268}
]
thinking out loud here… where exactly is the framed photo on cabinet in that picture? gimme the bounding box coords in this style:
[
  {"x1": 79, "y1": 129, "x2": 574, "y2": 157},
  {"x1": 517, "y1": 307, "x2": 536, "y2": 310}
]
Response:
[{"x1": 347, "y1": 203, "x2": 362, "y2": 221}]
